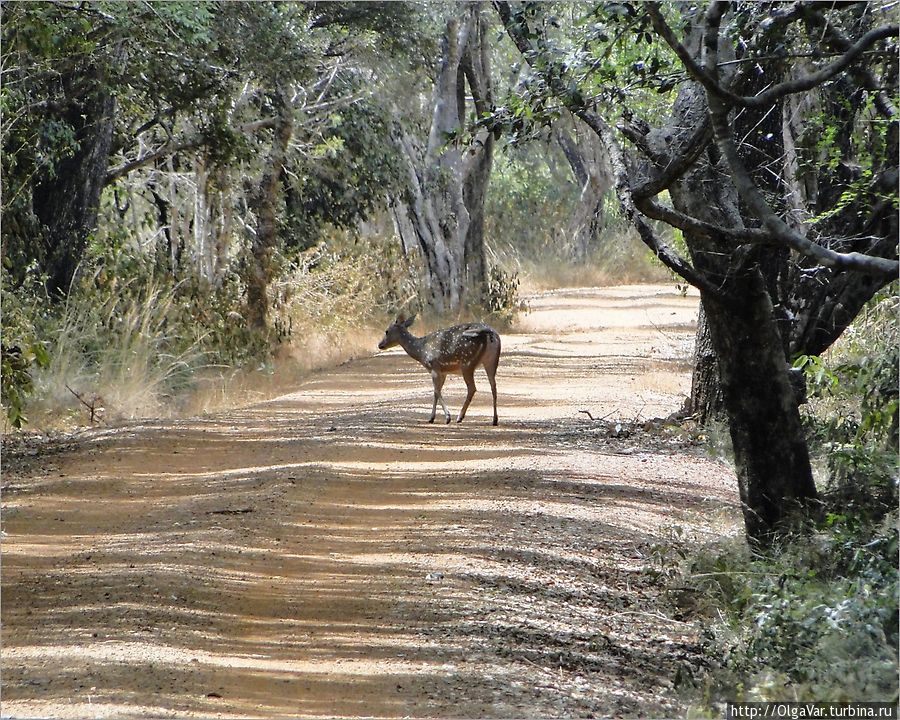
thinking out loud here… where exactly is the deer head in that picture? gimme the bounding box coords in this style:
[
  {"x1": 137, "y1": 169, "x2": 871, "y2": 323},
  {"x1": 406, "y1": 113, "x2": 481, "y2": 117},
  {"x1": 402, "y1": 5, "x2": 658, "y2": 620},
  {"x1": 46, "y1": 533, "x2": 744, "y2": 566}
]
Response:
[{"x1": 378, "y1": 315, "x2": 416, "y2": 350}]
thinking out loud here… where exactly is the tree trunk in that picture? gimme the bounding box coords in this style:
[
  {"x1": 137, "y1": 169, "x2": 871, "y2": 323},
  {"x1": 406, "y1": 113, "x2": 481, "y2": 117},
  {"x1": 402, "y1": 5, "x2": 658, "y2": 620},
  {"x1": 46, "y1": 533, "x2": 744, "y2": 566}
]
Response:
[
  {"x1": 687, "y1": 302, "x2": 724, "y2": 424},
  {"x1": 461, "y1": 9, "x2": 494, "y2": 307},
  {"x1": 701, "y1": 271, "x2": 819, "y2": 548},
  {"x1": 32, "y1": 68, "x2": 116, "y2": 296},
  {"x1": 391, "y1": 4, "x2": 493, "y2": 315},
  {"x1": 246, "y1": 90, "x2": 293, "y2": 330},
  {"x1": 661, "y1": 80, "x2": 819, "y2": 548}
]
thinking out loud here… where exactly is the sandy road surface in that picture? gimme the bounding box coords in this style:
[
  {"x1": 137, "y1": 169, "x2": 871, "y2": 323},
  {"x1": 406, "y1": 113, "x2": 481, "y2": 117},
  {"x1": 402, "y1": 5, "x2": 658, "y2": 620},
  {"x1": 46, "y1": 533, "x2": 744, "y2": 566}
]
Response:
[{"x1": 2, "y1": 285, "x2": 740, "y2": 718}]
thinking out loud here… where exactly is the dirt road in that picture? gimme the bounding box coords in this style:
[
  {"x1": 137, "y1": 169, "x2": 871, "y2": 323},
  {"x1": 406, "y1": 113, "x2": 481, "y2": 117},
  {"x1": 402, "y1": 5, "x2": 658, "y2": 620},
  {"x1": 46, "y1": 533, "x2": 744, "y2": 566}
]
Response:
[{"x1": 2, "y1": 285, "x2": 740, "y2": 718}]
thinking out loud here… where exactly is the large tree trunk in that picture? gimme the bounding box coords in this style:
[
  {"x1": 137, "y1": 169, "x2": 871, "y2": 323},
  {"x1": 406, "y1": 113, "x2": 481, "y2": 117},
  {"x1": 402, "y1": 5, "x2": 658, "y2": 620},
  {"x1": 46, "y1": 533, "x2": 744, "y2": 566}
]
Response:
[
  {"x1": 701, "y1": 271, "x2": 818, "y2": 547},
  {"x1": 661, "y1": 77, "x2": 818, "y2": 548},
  {"x1": 246, "y1": 90, "x2": 293, "y2": 330},
  {"x1": 32, "y1": 67, "x2": 116, "y2": 296},
  {"x1": 391, "y1": 4, "x2": 494, "y2": 315}
]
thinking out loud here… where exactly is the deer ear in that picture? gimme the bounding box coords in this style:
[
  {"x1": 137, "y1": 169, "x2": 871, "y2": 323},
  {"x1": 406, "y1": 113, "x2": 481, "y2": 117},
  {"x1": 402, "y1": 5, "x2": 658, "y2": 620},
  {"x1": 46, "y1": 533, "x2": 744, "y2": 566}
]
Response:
[{"x1": 402, "y1": 314, "x2": 416, "y2": 328}]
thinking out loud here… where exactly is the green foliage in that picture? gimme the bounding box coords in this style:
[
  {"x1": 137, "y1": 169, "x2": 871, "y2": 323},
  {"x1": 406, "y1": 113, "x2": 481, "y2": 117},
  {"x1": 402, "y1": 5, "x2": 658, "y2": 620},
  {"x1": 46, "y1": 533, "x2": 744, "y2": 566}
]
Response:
[
  {"x1": 1, "y1": 265, "x2": 51, "y2": 428},
  {"x1": 283, "y1": 101, "x2": 402, "y2": 251},
  {"x1": 485, "y1": 2, "x2": 679, "y2": 143},
  {"x1": 485, "y1": 145, "x2": 579, "y2": 260},
  {"x1": 680, "y1": 517, "x2": 898, "y2": 704},
  {"x1": 795, "y1": 291, "x2": 899, "y2": 520}
]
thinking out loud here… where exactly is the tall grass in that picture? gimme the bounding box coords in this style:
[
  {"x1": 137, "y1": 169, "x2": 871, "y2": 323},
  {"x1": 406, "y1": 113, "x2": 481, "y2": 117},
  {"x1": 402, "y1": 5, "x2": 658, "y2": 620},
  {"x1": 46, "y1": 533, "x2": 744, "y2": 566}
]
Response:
[
  {"x1": 274, "y1": 236, "x2": 421, "y2": 366},
  {"x1": 10, "y1": 229, "x2": 423, "y2": 428},
  {"x1": 489, "y1": 227, "x2": 671, "y2": 294},
  {"x1": 31, "y1": 278, "x2": 206, "y2": 425}
]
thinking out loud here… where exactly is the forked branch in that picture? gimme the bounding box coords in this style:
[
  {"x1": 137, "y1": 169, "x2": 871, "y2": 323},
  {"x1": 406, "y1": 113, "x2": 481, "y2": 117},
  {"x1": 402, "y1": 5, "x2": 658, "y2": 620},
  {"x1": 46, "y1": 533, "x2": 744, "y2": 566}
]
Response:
[
  {"x1": 650, "y1": 1, "x2": 899, "y2": 279},
  {"x1": 494, "y1": 0, "x2": 725, "y2": 298}
]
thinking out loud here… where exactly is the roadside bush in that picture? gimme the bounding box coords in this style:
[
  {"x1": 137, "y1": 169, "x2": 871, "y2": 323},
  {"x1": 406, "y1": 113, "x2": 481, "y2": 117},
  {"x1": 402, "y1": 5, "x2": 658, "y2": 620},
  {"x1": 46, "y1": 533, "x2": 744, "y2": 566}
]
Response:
[
  {"x1": 273, "y1": 229, "x2": 420, "y2": 350},
  {"x1": 24, "y1": 262, "x2": 212, "y2": 425},
  {"x1": 1, "y1": 264, "x2": 51, "y2": 427},
  {"x1": 795, "y1": 290, "x2": 899, "y2": 522},
  {"x1": 680, "y1": 517, "x2": 898, "y2": 705},
  {"x1": 485, "y1": 264, "x2": 522, "y2": 326},
  {"x1": 2, "y1": 218, "x2": 426, "y2": 429}
]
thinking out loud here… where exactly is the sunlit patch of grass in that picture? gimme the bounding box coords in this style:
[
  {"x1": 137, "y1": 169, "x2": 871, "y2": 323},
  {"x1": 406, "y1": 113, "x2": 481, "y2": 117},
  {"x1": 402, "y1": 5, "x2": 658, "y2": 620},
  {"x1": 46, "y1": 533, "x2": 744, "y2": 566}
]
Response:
[
  {"x1": 31, "y1": 279, "x2": 205, "y2": 425},
  {"x1": 493, "y1": 230, "x2": 670, "y2": 294}
]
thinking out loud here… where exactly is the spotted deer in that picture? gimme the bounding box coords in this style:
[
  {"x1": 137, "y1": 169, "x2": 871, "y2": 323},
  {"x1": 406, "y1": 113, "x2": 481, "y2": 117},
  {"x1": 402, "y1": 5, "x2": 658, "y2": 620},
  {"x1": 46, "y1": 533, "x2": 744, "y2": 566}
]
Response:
[{"x1": 378, "y1": 315, "x2": 501, "y2": 425}]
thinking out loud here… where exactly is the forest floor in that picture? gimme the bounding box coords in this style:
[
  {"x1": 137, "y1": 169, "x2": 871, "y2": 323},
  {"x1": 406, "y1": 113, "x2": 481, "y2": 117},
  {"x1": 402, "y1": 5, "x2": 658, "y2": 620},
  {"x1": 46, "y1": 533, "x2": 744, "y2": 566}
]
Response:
[{"x1": 2, "y1": 285, "x2": 741, "y2": 719}]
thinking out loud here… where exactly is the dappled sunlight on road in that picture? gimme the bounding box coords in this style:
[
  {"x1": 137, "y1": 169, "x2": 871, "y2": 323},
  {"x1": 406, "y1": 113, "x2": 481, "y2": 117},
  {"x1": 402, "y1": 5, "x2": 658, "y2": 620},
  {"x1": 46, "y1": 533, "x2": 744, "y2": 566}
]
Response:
[{"x1": 2, "y1": 285, "x2": 739, "y2": 719}]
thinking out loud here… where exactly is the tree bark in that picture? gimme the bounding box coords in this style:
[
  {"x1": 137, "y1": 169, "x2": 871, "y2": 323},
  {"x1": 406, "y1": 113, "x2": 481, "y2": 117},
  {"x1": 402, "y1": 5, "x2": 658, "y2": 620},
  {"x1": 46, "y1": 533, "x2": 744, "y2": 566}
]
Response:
[
  {"x1": 32, "y1": 67, "x2": 116, "y2": 296},
  {"x1": 246, "y1": 89, "x2": 293, "y2": 330},
  {"x1": 687, "y1": 302, "x2": 724, "y2": 424},
  {"x1": 701, "y1": 271, "x2": 818, "y2": 548},
  {"x1": 391, "y1": 4, "x2": 494, "y2": 315}
]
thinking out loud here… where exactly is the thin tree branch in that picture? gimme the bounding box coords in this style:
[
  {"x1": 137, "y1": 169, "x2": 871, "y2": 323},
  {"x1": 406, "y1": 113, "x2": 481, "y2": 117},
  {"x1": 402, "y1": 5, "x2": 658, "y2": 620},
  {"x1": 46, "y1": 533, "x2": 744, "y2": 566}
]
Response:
[
  {"x1": 104, "y1": 135, "x2": 205, "y2": 185},
  {"x1": 630, "y1": 118, "x2": 714, "y2": 200},
  {"x1": 798, "y1": 5, "x2": 898, "y2": 118},
  {"x1": 645, "y1": 3, "x2": 727, "y2": 101},
  {"x1": 495, "y1": 0, "x2": 726, "y2": 299},
  {"x1": 693, "y1": 1, "x2": 900, "y2": 277},
  {"x1": 647, "y1": 2, "x2": 898, "y2": 110},
  {"x1": 707, "y1": 96, "x2": 898, "y2": 277},
  {"x1": 104, "y1": 115, "x2": 289, "y2": 186},
  {"x1": 741, "y1": 23, "x2": 898, "y2": 109},
  {"x1": 636, "y1": 198, "x2": 770, "y2": 246}
]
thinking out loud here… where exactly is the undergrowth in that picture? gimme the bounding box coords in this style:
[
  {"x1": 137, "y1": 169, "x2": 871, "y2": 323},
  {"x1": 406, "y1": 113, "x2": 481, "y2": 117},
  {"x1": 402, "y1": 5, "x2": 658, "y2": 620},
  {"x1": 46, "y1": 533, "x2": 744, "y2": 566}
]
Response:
[
  {"x1": 673, "y1": 516, "x2": 898, "y2": 707},
  {"x1": 2, "y1": 229, "x2": 422, "y2": 429}
]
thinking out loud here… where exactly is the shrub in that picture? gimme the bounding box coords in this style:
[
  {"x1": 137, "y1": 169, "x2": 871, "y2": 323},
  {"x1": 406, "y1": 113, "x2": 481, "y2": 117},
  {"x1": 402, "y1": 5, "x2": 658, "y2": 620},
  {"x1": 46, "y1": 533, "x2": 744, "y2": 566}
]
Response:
[
  {"x1": 682, "y1": 517, "x2": 898, "y2": 704},
  {"x1": 485, "y1": 264, "x2": 522, "y2": 325},
  {"x1": 1, "y1": 264, "x2": 51, "y2": 428},
  {"x1": 796, "y1": 290, "x2": 899, "y2": 522}
]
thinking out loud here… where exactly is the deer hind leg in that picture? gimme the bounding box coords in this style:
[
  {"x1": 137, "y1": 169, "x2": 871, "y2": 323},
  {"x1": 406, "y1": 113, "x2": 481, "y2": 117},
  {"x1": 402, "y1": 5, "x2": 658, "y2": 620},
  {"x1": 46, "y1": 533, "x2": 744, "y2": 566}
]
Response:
[
  {"x1": 456, "y1": 368, "x2": 477, "y2": 423},
  {"x1": 483, "y1": 334, "x2": 501, "y2": 426},
  {"x1": 430, "y1": 371, "x2": 451, "y2": 424}
]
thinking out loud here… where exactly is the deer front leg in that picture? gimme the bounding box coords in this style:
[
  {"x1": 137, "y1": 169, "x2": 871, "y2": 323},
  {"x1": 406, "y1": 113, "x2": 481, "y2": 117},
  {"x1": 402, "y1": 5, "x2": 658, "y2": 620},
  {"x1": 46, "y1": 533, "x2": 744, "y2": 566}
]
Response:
[{"x1": 429, "y1": 371, "x2": 450, "y2": 424}]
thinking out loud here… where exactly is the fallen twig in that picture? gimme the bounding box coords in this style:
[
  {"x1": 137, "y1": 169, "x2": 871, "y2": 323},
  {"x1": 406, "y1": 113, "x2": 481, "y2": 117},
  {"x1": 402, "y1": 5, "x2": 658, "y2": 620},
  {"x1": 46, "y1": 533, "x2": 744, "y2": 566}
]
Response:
[
  {"x1": 578, "y1": 409, "x2": 616, "y2": 422},
  {"x1": 65, "y1": 384, "x2": 104, "y2": 424}
]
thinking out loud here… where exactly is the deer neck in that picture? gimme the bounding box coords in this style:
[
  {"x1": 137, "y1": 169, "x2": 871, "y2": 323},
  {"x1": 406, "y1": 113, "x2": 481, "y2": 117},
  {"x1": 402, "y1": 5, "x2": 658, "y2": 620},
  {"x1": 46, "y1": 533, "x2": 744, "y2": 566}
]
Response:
[{"x1": 397, "y1": 328, "x2": 428, "y2": 365}]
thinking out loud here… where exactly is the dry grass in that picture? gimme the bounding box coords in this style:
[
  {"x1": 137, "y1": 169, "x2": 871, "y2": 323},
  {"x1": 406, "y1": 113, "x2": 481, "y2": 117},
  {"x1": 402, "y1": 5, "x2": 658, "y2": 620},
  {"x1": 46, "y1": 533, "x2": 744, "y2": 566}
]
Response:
[
  {"x1": 180, "y1": 251, "x2": 400, "y2": 418},
  {"x1": 30, "y1": 280, "x2": 205, "y2": 427},
  {"x1": 495, "y1": 232, "x2": 671, "y2": 295}
]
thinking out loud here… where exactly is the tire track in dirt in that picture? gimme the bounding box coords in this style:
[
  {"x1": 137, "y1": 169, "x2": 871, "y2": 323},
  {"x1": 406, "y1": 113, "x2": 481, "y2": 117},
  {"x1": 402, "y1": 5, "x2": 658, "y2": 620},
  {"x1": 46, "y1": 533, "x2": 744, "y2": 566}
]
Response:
[{"x1": 2, "y1": 285, "x2": 741, "y2": 718}]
